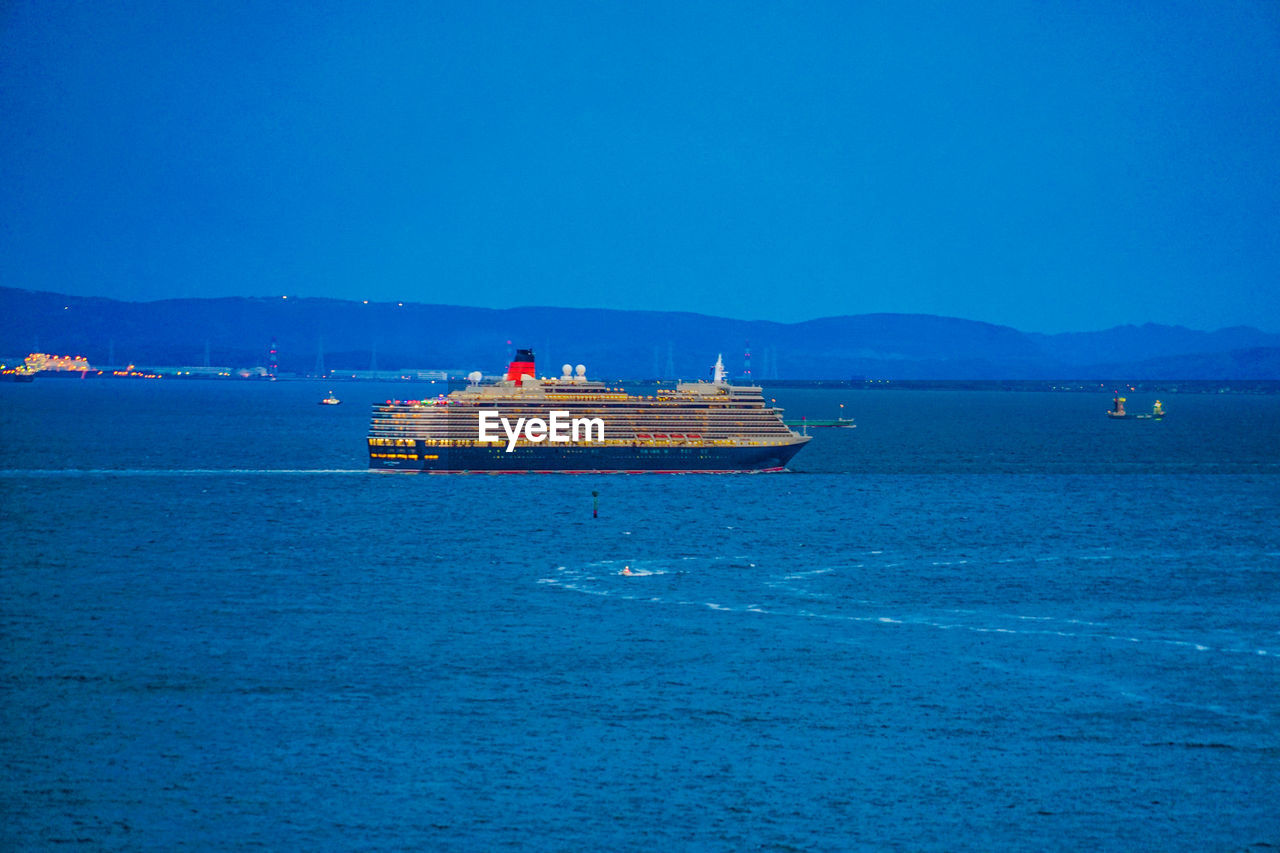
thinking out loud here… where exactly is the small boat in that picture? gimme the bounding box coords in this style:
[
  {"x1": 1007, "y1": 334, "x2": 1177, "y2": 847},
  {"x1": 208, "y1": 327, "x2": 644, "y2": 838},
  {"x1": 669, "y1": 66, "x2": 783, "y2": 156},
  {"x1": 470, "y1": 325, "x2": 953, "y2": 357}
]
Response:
[
  {"x1": 785, "y1": 404, "x2": 858, "y2": 430},
  {"x1": 1136, "y1": 400, "x2": 1165, "y2": 420},
  {"x1": 1107, "y1": 392, "x2": 1129, "y2": 419},
  {"x1": 784, "y1": 417, "x2": 857, "y2": 429},
  {"x1": 318, "y1": 392, "x2": 342, "y2": 406}
]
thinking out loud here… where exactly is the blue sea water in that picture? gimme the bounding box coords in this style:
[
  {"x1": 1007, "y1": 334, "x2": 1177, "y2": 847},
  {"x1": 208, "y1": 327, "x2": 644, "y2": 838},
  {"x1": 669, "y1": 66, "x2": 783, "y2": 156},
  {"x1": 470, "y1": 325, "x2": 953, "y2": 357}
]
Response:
[{"x1": 2, "y1": 380, "x2": 1278, "y2": 851}]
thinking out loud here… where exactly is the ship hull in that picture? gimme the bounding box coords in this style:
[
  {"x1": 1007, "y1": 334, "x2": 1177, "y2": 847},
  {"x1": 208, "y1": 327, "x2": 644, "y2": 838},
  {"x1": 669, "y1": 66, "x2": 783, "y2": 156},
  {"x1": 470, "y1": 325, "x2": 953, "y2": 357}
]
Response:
[{"x1": 369, "y1": 440, "x2": 808, "y2": 473}]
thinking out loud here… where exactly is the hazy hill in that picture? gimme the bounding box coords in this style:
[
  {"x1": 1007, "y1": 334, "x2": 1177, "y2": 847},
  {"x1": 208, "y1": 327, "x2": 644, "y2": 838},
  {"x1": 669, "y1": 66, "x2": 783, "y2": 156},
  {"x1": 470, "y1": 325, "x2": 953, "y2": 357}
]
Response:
[
  {"x1": 1028, "y1": 324, "x2": 1280, "y2": 366},
  {"x1": 2, "y1": 287, "x2": 1277, "y2": 379}
]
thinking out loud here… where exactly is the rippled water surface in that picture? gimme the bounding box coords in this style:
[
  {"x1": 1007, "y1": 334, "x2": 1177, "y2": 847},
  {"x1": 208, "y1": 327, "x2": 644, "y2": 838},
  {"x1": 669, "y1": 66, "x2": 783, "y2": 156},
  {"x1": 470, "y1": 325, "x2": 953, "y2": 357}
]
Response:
[{"x1": 2, "y1": 381, "x2": 1278, "y2": 850}]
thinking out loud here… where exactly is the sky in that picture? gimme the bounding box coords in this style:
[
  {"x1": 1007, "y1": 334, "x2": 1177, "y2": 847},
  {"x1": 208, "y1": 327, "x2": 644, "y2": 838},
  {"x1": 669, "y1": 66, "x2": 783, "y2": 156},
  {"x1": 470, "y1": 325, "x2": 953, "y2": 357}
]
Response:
[{"x1": 2, "y1": 1, "x2": 1278, "y2": 333}]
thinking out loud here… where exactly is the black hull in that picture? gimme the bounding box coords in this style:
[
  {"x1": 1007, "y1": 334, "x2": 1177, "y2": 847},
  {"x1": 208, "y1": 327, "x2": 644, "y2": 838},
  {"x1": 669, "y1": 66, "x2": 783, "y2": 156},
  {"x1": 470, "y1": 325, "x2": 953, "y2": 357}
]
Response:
[{"x1": 369, "y1": 441, "x2": 808, "y2": 473}]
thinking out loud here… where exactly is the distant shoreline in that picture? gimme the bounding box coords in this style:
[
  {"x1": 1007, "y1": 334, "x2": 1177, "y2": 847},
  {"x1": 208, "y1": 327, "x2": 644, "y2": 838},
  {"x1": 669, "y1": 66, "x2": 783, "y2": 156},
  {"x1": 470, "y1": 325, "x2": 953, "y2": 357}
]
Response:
[
  {"x1": 9, "y1": 371, "x2": 1279, "y2": 395},
  {"x1": 5, "y1": 287, "x2": 1279, "y2": 381}
]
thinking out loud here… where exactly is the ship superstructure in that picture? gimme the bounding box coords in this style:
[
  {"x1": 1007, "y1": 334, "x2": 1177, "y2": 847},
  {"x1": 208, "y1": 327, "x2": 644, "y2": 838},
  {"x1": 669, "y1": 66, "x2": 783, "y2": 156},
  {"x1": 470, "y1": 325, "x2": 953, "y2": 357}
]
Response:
[{"x1": 367, "y1": 349, "x2": 811, "y2": 472}]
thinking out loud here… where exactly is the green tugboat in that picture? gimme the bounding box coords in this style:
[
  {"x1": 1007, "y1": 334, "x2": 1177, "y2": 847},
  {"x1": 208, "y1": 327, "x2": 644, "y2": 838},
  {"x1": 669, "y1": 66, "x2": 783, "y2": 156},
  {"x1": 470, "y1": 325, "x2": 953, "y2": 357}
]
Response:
[{"x1": 784, "y1": 403, "x2": 857, "y2": 430}]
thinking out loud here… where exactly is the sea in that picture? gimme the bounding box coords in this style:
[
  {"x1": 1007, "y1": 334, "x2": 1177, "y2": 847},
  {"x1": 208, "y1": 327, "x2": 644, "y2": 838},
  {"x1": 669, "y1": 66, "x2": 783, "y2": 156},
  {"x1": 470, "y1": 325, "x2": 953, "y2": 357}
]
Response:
[{"x1": 2, "y1": 379, "x2": 1278, "y2": 851}]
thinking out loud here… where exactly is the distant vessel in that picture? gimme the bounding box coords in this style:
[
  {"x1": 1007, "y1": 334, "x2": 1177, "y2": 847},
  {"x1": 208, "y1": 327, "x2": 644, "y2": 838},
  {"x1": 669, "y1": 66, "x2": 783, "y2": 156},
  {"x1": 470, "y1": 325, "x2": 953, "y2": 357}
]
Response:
[
  {"x1": 1109, "y1": 393, "x2": 1165, "y2": 420},
  {"x1": 784, "y1": 417, "x2": 857, "y2": 429},
  {"x1": 785, "y1": 403, "x2": 856, "y2": 430},
  {"x1": 1136, "y1": 400, "x2": 1166, "y2": 420},
  {"x1": 319, "y1": 392, "x2": 342, "y2": 406},
  {"x1": 367, "y1": 349, "x2": 811, "y2": 472}
]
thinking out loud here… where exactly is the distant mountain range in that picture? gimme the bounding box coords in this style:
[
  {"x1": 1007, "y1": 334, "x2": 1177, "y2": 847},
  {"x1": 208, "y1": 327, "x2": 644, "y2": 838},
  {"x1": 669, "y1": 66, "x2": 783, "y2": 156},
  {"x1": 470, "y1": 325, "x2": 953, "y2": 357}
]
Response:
[{"x1": 3, "y1": 286, "x2": 1278, "y2": 379}]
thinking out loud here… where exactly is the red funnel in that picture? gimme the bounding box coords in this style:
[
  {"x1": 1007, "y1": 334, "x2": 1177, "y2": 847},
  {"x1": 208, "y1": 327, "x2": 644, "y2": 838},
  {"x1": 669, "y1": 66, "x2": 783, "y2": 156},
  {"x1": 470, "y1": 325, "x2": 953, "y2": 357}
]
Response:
[{"x1": 506, "y1": 348, "x2": 535, "y2": 385}]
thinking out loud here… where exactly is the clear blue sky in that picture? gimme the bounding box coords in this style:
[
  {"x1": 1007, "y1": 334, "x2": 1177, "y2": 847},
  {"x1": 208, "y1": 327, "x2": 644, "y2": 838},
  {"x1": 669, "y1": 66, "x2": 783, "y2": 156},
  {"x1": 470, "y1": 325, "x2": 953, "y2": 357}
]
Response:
[{"x1": 2, "y1": 1, "x2": 1278, "y2": 332}]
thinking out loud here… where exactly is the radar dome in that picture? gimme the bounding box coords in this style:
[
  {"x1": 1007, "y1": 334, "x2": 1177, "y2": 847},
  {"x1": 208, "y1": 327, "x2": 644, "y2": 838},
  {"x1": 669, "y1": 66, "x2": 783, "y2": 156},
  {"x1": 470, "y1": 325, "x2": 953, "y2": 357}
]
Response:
[
  {"x1": 575, "y1": 364, "x2": 587, "y2": 377},
  {"x1": 467, "y1": 371, "x2": 482, "y2": 383},
  {"x1": 562, "y1": 363, "x2": 573, "y2": 376}
]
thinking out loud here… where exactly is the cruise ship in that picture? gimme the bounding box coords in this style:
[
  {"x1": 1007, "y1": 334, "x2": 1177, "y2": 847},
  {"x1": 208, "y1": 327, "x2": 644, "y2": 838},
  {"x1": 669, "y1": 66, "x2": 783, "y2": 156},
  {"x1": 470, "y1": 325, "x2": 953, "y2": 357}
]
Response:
[{"x1": 367, "y1": 349, "x2": 811, "y2": 472}]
